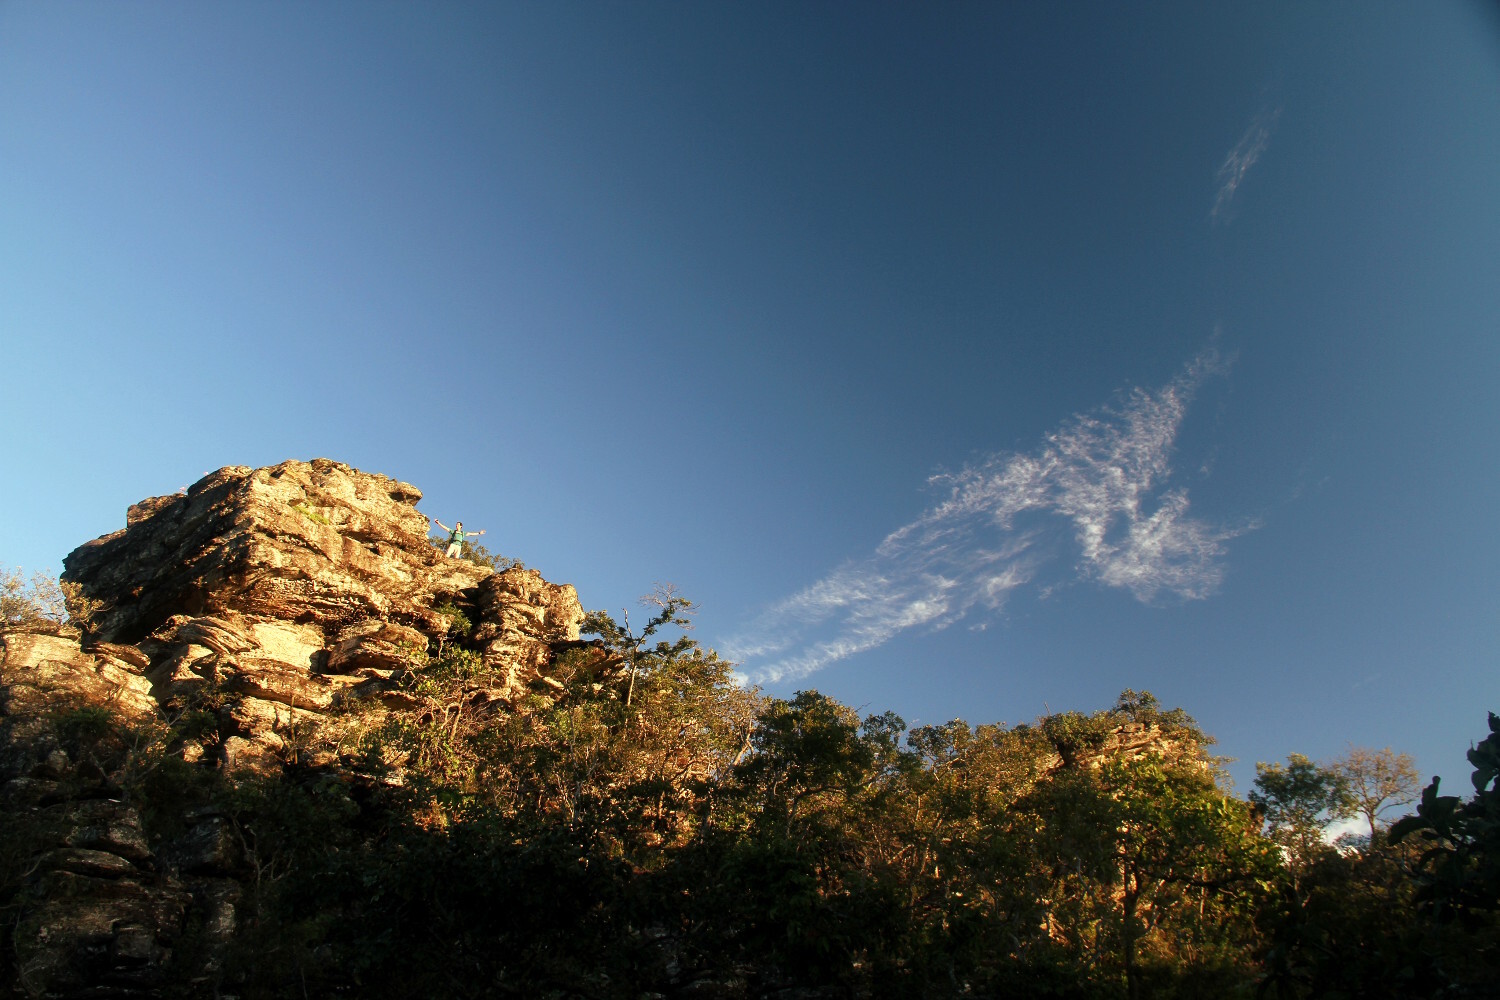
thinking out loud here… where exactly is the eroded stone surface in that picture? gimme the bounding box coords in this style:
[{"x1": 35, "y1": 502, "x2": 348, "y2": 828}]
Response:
[
  {"x1": 0, "y1": 632, "x2": 156, "y2": 723},
  {"x1": 473, "y1": 566, "x2": 585, "y2": 697},
  {"x1": 17, "y1": 868, "x2": 192, "y2": 997},
  {"x1": 3, "y1": 459, "x2": 593, "y2": 997},
  {"x1": 53, "y1": 799, "x2": 153, "y2": 863},
  {"x1": 327, "y1": 619, "x2": 430, "y2": 675},
  {"x1": 64, "y1": 458, "x2": 492, "y2": 644}
]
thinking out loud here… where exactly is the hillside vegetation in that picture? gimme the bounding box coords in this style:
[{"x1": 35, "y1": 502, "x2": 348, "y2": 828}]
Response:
[{"x1": 0, "y1": 461, "x2": 1494, "y2": 998}]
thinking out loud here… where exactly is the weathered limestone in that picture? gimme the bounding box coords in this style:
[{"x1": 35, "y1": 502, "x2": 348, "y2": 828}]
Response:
[
  {"x1": 1, "y1": 632, "x2": 224, "y2": 999},
  {"x1": 1044, "y1": 721, "x2": 1207, "y2": 774},
  {"x1": 45, "y1": 460, "x2": 584, "y2": 771},
  {"x1": 18, "y1": 867, "x2": 193, "y2": 996},
  {"x1": 52, "y1": 799, "x2": 153, "y2": 863}
]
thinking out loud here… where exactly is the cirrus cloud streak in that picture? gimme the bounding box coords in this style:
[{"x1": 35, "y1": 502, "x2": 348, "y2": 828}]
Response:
[
  {"x1": 1212, "y1": 108, "x2": 1280, "y2": 222},
  {"x1": 727, "y1": 350, "x2": 1252, "y2": 684}
]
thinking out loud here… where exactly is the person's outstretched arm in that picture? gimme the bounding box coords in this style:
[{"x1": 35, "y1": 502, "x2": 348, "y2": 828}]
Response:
[{"x1": 433, "y1": 519, "x2": 450, "y2": 533}]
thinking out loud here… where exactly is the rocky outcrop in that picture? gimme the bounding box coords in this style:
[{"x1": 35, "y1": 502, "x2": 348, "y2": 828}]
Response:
[
  {"x1": 3, "y1": 459, "x2": 589, "y2": 998},
  {"x1": 1046, "y1": 720, "x2": 1206, "y2": 774},
  {"x1": 473, "y1": 567, "x2": 586, "y2": 698},
  {"x1": 51, "y1": 459, "x2": 586, "y2": 770},
  {"x1": 64, "y1": 459, "x2": 491, "y2": 644},
  {"x1": 0, "y1": 632, "x2": 157, "y2": 732},
  {"x1": 0, "y1": 631, "x2": 234, "y2": 997}
]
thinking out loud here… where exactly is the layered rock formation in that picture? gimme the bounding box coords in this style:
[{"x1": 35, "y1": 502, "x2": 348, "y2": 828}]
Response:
[
  {"x1": 54, "y1": 459, "x2": 585, "y2": 768},
  {"x1": 1, "y1": 459, "x2": 588, "y2": 996},
  {"x1": 64, "y1": 458, "x2": 492, "y2": 643}
]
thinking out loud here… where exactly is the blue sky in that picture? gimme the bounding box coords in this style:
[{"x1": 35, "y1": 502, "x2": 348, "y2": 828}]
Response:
[{"x1": 3, "y1": 2, "x2": 1498, "y2": 796}]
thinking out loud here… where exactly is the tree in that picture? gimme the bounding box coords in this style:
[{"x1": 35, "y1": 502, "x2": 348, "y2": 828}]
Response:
[
  {"x1": 731, "y1": 690, "x2": 876, "y2": 844},
  {"x1": 1, "y1": 563, "x2": 65, "y2": 633},
  {"x1": 0, "y1": 563, "x2": 98, "y2": 636},
  {"x1": 711, "y1": 692, "x2": 910, "y2": 988},
  {"x1": 1019, "y1": 747, "x2": 1275, "y2": 997},
  {"x1": 1333, "y1": 746, "x2": 1421, "y2": 841},
  {"x1": 1251, "y1": 754, "x2": 1354, "y2": 874},
  {"x1": 582, "y1": 583, "x2": 695, "y2": 706}
]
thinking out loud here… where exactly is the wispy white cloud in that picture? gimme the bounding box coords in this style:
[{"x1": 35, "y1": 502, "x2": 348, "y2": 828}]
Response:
[
  {"x1": 726, "y1": 350, "x2": 1253, "y2": 684},
  {"x1": 1212, "y1": 109, "x2": 1280, "y2": 222}
]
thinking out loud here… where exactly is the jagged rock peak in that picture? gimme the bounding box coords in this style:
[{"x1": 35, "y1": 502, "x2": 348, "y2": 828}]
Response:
[{"x1": 63, "y1": 458, "x2": 494, "y2": 644}]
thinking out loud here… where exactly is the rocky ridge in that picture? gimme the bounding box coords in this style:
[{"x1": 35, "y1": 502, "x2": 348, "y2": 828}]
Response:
[{"x1": 1, "y1": 459, "x2": 589, "y2": 995}]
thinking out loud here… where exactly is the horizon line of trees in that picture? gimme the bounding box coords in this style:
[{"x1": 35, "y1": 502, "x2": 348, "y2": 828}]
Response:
[{"x1": 2, "y1": 566, "x2": 1496, "y2": 997}]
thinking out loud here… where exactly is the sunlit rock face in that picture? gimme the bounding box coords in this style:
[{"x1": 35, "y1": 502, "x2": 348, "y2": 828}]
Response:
[
  {"x1": 2, "y1": 459, "x2": 586, "y2": 996},
  {"x1": 51, "y1": 458, "x2": 585, "y2": 770},
  {"x1": 474, "y1": 566, "x2": 586, "y2": 697},
  {"x1": 63, "y1": 458, "x2": 492, "y2": 643}
]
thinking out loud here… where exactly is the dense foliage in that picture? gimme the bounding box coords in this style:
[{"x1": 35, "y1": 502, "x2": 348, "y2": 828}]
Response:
[{"x1": 1, "y1": 579, "x2": 1495, "y2": 998}]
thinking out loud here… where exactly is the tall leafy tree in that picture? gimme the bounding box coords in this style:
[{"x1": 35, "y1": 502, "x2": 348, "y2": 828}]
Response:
[
  {"x1": 583, "y1": 584, "x2": 696, "y2": 707},
  {"x1": 1251, "y1": 754, "x2": 1354, "y2": 875},
  {"x1": 1020, "y1": 752, "x2": 1275, "y2": 999}
]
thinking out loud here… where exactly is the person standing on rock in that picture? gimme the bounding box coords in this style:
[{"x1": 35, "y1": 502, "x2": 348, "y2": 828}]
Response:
[{"x1": 433, "y1": 519, "x2": 484, "y2": 558}]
